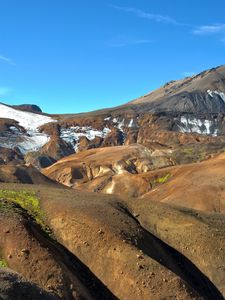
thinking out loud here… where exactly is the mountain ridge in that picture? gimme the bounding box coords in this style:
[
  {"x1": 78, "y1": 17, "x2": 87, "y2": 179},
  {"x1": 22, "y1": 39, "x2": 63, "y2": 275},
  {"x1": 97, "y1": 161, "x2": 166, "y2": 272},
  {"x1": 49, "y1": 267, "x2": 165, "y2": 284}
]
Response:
[
  {"x1": 2, "y1": 65, "x2": 225, "y2": 299},
  {"x1": 1, "y1": 65, "x2": 225, "y2": 170}
]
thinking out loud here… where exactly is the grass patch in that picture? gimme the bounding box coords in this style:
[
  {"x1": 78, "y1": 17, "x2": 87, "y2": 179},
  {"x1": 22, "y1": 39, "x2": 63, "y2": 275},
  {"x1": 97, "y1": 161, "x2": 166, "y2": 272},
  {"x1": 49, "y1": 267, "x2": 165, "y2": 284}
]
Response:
[
  {"x1": 0, "y1": 190, "x2": 53, "y2": 238},
  {"x1": 0, "y1": 259, "x2": 7, "y2": 268},
  {"x1": 0, "y1": 250, "x2": 7, "y2": 268},
  {"x1": 154, "y1": 173, "x2": 171, "y2": 184},
  {"x1": 0, "y1": 200, "x2": 18, "y2": 214},
  {"x1": 150, "y1": 173, "x2": 171, "y2": 188}
]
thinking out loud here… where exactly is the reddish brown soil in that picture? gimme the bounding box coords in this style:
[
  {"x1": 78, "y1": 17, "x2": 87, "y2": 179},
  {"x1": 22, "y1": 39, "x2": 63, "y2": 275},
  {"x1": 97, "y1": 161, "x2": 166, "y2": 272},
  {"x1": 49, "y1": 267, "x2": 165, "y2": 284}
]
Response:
[
  {"x1": 0, "y1": 183, "x2": 224, "y2": 299},
  {"x1": 142, "y1": 152, "x2": 225, "y2": 212}
]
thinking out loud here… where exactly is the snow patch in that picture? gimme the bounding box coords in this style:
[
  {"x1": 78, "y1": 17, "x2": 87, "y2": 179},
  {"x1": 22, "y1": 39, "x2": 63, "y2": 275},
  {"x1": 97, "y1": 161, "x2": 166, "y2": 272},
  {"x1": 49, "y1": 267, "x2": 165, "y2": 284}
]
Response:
[
  {"x1": 104, "y1": 116, "x2": 111, "y2": 121},
  {"x1": 0, "y1": 103, "x2": 55, "y2": 153},
  {"x1": 117, "y1": 119, "x2": 125, "y2": 132},
  {"x1": 9, "y1": 126, "x2": 21, "y2": 133},
  {"x1": 60, "y1": 126, "x2": 111, "y2": 152},
  {"x1": 0, "y1": 131, "x2": 50, "y2": 154},
  {"x1": 104, "y1": 116, "x2": 137, "y2": 132},
  {"x1": 0, "y1": 103, "x2": 55, "y2": 131},
  {"x1": 18, "y1": 134, "x2": 50, "y2": 154},
  {"x1": 207, "y1": 90, "x2": 225, "y2": 102},
  {"x1": 178, "y1": 116, "x2": 218, "y2": 136},
  {"x1": 128, "y1": 119, "x2": 134, "y2": 128}
]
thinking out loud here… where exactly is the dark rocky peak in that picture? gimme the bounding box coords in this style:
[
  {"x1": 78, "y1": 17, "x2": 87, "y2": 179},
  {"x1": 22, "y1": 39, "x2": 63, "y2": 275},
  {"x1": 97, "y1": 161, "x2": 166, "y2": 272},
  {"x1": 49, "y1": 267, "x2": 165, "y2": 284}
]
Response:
[{"x1": 12, "y1": 104, "x2": 42, "y2": 113}]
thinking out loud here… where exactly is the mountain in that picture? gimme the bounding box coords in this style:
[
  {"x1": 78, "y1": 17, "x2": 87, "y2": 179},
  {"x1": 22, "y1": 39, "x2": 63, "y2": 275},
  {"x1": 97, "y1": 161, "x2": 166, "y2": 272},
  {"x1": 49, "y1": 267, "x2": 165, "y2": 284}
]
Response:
[
  {"x1": 12, "y1": 104, "x2": 42, "y2": 113},
  {"x1": 35, "y1": 65, "x2": 225, "y2": 162},
  {"x1": 129, "y1": 65, "x2": 225, "y2": 112},
  {"x1": 2, "y1": 65, "x2": 225, "y2": 299},
  {"x1": 2, "y1": 66, "x2": 225, "y2": 170}
]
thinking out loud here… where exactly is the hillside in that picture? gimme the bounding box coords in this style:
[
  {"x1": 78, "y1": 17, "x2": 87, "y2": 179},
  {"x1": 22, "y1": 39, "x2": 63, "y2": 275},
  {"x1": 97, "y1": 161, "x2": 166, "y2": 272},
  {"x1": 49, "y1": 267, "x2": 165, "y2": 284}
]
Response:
[
  {"x1": 1, "y1": 65, "x2": 225, "y2": 299},
  {"x1": 0, "y1": 183, "x2": 224, "y2": 299}
]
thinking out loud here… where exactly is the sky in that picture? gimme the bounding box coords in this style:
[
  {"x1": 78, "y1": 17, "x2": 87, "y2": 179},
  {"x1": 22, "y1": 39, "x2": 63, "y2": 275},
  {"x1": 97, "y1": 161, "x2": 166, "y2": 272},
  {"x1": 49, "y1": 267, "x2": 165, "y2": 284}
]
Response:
[{"x1": 0, "y1": 0, "x2": 225, "y2": 114}]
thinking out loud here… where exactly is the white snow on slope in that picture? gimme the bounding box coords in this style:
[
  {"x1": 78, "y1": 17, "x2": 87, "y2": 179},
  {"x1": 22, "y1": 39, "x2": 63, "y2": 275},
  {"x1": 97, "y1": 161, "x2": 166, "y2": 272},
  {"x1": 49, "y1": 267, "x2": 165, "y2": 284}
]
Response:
[
  {"x1": 128, "y1": 119, "x2": 134, "y2": 128},
  {"x1": 117, "y1": 119, "x2": 125, "y2": 131},
  {"x1": 178, "y1": 116, "x2": 218, "y2": 136},
  {"x1": 110, "y1": 117, "x2": 126, "y2": 132},
  {"x1": 60, "y1": 126, "x2": 111, "y2": 152},
  {"x1": 104, "y1": 116, "x2": 111, "y2": 121},
  {"x1": 104, "y1": 116, "x2": 137, "y2": 131},
  {"x1": 0, "y1": 103, "x2": 56, "y2": 153},
  {"x1": 17, "y1": 134, "x2": 50, "y2": 153},
  {"x1": 0, "y1": 103, "x2": 55, "y2": 131},
  {"x1": 207, "y1": 90, "x2": 225, "y2": 102}
]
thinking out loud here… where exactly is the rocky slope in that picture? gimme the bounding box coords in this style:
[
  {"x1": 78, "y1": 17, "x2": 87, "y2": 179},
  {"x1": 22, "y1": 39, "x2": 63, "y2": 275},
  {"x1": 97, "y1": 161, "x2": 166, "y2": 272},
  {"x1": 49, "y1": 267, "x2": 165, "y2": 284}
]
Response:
[
  {"x1": 0, "y1": 183, "x2": 224, "y2": 299},
  {"x1": 1, "y1": 66, "x2": 225, "y2": 170},
  {"x1": 0, "y1": 268, "x2": 58, "y2": 300},
  {"x1": 0, "y1": 104, "x2": 56, "y2": 155},
  {"x1": 0, "y1": 197, "x2": 116, "y2": 299},
  {"x1": 12, "y1": 104, "x2": 43, "y2": 113},
  {"x1": 38, "y1": 65, "x2": 225, "y2": 169},
  {"x1": 2, "y1": 65, "x2": 225, "y2": 299}
]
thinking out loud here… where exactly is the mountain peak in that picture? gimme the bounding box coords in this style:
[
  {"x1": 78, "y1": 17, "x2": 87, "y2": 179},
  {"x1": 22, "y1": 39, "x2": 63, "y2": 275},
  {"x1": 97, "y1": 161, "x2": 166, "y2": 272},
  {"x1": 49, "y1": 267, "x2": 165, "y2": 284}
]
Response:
[
  {"x1": 12, "y1": 104, "x2": 42, "y2": 113},
  {"x1": 128, "y1": 65, "x2": 225, "y2": 113}
]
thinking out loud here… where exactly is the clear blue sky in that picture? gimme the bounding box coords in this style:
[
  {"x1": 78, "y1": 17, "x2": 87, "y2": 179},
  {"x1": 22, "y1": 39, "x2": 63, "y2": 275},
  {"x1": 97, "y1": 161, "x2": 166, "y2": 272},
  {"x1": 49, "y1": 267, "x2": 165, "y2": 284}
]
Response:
[{"x1": 0, "y1": 0, "x2": 225, "y2": 114}]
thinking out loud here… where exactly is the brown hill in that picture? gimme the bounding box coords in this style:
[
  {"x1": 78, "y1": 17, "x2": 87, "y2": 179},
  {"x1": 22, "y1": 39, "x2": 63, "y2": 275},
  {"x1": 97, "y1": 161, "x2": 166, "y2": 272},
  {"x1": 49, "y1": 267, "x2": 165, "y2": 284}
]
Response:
[
  {"x1": 42, "y1": 144, "x2": 225, "y2": 213},
  {"x1": 0, "y1": 183, "x2": 224, "y2": 299},
  {"x1": 41, "y1": 144, "x2": 173, "y2": 193},
  {"x1": 142, "y1": 152, "x2": 225, "y2": 212},
  {"x1": 0, "y1": 165, "x2": 59, "y2": 186},
  {"x1": 0, "y1": 197, "x2": 116, "y2": 299}
]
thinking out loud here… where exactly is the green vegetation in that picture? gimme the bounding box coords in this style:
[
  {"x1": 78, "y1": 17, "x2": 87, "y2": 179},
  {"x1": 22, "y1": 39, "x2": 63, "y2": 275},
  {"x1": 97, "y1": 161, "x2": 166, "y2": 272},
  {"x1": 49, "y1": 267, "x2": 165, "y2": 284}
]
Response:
[
  {"x1": 0, "y1": 189, "x2": 42, "y2": 222},
  {"x1": 154, "y1": 173, "x2": 171, "y2": 184},
  {"x1": 0, "y1": 250, "x2": 7, "y2": 268},
  {"x1": 150, "y1": 173, "x2": 171, "y2": 188},
  {"x1": 0, "y1": 200, "x2": 17, "y2": 214},
  {"x1": 0, "y1": 259, "x2": 7, "y2": 268},
  {"x1": 0, "y1": 190, "x2": 53, "y2": 238}
]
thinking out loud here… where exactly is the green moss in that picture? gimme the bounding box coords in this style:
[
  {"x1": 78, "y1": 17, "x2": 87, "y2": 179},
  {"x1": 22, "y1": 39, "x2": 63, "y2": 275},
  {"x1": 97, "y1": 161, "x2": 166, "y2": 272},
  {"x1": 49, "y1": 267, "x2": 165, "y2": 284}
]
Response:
[
  {"x1": 0, "y1": 200, "x2": 16, "y2": 214},
  {"x1": 0, "y1": 190, "x2": 53, "y2": 238},
  {"x1": 0, "y1": 259, "x2": 7, "y2": 268},
  {"x1": 154, "y1": 173, "x2": 171, "y2": 184},
  {"x1": 150, "y1": 173, "x2": 171, "y2": 188}
]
